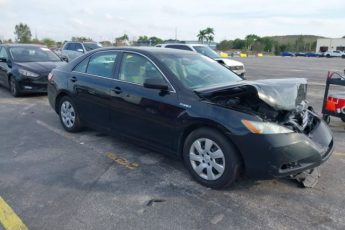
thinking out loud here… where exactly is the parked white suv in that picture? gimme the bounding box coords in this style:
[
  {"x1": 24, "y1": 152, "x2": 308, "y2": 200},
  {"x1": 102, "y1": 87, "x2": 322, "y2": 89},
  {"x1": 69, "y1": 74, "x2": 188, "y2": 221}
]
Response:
[
  {"x1": 158, "y1": 44, "x2": 246, "y2": 77},
  {"x1": 323, "y1": 50, "x2": 345, "y2": 58},
  {"x1": 61, "y1": 42, "x2": 102, "y2": 62}
]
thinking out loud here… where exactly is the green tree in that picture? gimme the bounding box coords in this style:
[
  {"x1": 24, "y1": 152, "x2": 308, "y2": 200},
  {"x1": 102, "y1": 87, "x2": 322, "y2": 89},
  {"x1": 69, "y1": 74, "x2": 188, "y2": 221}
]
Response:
[
  {"x1": 149, "y1": 36, "x2": 163, "y2": 46},
  {"x1": 42, "y1": 38, "x2": 56, "y2": 47},
  {"x1": 258, "y1": 37, "x2": 274, "y2": 52},
  {"x1": 294, "y1": 35, "x2": 305, "y2": 52},
  {"x1": 205, "y1": 27, "x2": 214, "y2": 44},
  {"x1": 136, "y1": 36, "x2": 163, "y2": 46},
  {"x1": 233, "y1": 39, "x2": 246, "y2": 50},
  {"x1": 197, "y1": 27, "x2": 215, "y2": 44},
  {"x1": 197, "y1": 30, "x2": 207, "y2": 43},
  {"x1": 217, "y1": 40, "x2": 233, "y2": 51},
  {"x1": 14, "y1": 23, "x2": 32, "y2": 43},
  {"x1": 245, "y1": 34, "x2": 260, "y2": 50},
  {"x1": 71, "y1": 37, "x2": 93, "y2": 42}
]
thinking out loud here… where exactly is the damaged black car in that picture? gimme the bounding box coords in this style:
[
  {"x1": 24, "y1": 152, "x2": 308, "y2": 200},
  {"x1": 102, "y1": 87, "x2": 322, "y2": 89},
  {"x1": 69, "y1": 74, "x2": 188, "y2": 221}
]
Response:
[{"x1": 47, "y1": 47, "x2": 334, "y2": 189}]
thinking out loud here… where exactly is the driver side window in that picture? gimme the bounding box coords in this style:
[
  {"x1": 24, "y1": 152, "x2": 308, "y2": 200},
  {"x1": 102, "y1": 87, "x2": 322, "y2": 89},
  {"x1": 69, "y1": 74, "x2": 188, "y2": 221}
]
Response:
[{"x1": 119, "y1": 53, "x2": 165, "y2": 85}]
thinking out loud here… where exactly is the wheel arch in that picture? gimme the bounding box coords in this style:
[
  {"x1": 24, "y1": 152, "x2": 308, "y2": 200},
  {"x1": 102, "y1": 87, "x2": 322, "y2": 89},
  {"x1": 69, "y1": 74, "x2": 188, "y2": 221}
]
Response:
[
  {"x1": 177, "y1": 120, "x2": 245, "y2": 171},
  {"x1": 54, "y1": 90, "x2": 72, "y2": 113}
]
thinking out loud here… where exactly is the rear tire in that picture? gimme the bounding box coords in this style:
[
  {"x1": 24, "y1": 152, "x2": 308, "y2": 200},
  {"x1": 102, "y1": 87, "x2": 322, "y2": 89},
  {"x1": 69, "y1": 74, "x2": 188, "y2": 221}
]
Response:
[
  {"x1": 9, "y1": 76, "x2": 20, "y2": 97},
  {"x1": 58, "y1": 96, "x2": 82, "y2": 132},
  {"x1": 183, "y1": 127, "x2": 241, "y2": 189},
  {"x1": 341, "y1": 117, "x2": 345, "y2": 122}
]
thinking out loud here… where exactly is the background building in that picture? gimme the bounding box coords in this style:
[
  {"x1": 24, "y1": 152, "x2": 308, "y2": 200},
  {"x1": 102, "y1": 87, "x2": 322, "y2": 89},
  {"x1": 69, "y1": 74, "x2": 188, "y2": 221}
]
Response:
[{"x1": 316, "y1": 38, "x2": 345, "y2": 52}]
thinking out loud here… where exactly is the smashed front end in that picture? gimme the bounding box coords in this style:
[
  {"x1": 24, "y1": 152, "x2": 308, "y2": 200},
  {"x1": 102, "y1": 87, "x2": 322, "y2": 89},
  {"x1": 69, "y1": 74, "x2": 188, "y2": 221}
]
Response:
[{"x1": 196, "y1": 78, "x2": 334, "y2": 179}]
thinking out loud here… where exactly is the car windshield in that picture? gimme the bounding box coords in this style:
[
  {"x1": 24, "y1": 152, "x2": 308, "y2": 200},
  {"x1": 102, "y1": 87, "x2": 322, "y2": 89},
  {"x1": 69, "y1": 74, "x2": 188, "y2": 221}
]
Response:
[
  {"x1": 83, "y1": 43, "x2": 102, "y2": 51},
  {"x1": 192, "y1": 46, "x2": 220, "y2": 59},
  {"x1": 10, "y1": 47, "x2": 61, "y2": 62},
  {"x1": 157, "y1": 53, "x2": 242, "y2": 89}
]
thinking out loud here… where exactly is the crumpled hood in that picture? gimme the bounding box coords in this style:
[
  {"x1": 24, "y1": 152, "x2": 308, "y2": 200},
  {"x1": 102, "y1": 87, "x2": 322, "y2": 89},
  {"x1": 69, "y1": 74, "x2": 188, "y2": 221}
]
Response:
[
  {"x1": 196, "y1": 78, "x2": 308, "y2": 111},
  {"x1": 214, "y1": 58, "x2": 244, "y2": 67},
  {"x1": 16, "y1": 61, "x2": 65, "y2": 75},
  {"x1": 252, "y1": 78, "x2": 307, "y2": 110}
]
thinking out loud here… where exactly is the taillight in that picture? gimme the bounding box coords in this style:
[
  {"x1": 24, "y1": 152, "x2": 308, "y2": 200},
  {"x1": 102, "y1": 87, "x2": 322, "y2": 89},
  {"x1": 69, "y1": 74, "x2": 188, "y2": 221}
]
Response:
[{"x1": 48, "y1": 72, "x2": 54, "y2": 82}]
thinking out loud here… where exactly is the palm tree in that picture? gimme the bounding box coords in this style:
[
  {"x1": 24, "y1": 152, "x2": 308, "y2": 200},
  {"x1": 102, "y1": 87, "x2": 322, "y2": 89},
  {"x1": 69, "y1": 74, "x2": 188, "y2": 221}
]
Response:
[
  {"x1": 197, "y1": 30, "x2": 207, "y2": 44},
  {"x1": 197, "y1": 27, "x2": 215, "y2": 44},
  {"x1": 205, "y1": 27, "x2": 214, "y2": 36}
]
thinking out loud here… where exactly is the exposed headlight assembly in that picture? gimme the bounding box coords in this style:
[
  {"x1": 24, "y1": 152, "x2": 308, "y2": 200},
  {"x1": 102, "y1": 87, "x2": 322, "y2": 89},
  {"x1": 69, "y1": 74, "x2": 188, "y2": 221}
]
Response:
[
  {"x1": 18, "y1": 69, "x2": 39, "y2": 78},
  {"x1": 242, "y1": 119, "x2": 293, "y2": 134}
]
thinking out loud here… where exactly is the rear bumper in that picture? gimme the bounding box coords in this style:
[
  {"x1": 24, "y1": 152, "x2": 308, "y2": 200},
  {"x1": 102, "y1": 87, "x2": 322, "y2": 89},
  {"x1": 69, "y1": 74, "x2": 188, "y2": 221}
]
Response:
[{"x1": 231, "y1": 118, "x2": 334, "y2": 179}]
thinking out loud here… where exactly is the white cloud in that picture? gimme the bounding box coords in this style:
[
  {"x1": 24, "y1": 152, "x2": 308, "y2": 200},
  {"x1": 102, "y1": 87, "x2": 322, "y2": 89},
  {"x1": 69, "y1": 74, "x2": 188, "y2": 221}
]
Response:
[
  {"x1": 0, "y1": 0, "x2": 345, "y2": 41},
  {"x1": 105, "y1": 13, "x2": 113, "y2": 20}
]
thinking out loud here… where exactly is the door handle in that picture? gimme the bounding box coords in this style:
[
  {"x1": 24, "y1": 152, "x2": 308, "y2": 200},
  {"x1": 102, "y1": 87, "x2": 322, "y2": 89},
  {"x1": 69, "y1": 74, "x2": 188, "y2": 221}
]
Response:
[
  {"x1": 112, "y1": 86, "x2": 122, "y2": 94},
  {"x1": 70, "y1": 76, "x2": 77, "y2": 83}
]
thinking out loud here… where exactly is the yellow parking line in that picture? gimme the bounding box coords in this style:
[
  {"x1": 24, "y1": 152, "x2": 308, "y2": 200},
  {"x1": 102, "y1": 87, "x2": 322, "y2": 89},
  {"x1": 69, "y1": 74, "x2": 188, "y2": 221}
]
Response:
[
  {"x1": 0, "y1": 196, "x2": 28, "y2": 230},
  {"x1": 334, "y1": 152, "x2": 345, "y2": 157},
  {"x1": 106, "y1": 152, "x2": 139, "y2": 170}
]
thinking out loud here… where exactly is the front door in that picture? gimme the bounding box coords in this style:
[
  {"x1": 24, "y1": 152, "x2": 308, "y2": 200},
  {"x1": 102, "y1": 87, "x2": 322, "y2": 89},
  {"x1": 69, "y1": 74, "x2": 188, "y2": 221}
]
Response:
[{"x1": 110, "y1": 52, "x2": 183, "y2": 149}]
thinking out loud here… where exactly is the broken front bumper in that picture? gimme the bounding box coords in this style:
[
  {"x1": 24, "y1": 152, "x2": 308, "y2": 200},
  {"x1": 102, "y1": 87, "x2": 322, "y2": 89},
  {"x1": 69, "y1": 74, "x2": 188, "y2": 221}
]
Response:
[{"x1": 231, "y1": 117, "x2": 334, "y2": 179}]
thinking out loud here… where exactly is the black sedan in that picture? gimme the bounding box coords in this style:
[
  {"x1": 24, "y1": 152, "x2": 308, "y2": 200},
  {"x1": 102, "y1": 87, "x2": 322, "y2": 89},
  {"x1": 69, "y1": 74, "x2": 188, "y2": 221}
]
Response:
[
  {"x1": 0, "y1": 44, "x2": 65, "y2": 97},
  {"x1": 47, "y1": 47, "x2": 334, "y2": 189}
]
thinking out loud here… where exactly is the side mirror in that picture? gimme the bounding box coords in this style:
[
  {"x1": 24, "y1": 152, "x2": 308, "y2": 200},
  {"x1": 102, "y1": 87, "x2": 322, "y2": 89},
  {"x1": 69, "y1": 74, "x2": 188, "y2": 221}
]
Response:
[
  {"x1": 143, "y1": 78, "x2": 169, "y2": 91},
  {"x1": 0, "y1": 57, "x2": 7, "y2": 63},
  {"x1": 77, "y1": 49, "x2": 84, "y2": 53}
]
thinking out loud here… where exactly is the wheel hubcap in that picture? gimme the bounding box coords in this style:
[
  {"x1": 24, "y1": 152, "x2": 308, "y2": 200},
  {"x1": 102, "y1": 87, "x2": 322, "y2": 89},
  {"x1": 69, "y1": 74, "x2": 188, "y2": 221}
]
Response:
[
  {"x1": 61, "y1": 101, "x2": 76, "y2": 128},
  {"x1": 189, "y1": 138, "x2": 225, "y2": 180}
]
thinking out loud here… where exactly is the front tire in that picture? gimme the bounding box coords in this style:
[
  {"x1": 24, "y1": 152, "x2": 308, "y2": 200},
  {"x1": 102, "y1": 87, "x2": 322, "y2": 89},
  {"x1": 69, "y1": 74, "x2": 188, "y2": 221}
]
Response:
[
  {"x1": 58, "y1": 96, "x2": 81, "y2": 132},
  {"x1": 183, "y1": 127, "x2": 241, "y2": 189},
  {"x1": 9, "y1": 76, "x2": 20, "y2": 97}
]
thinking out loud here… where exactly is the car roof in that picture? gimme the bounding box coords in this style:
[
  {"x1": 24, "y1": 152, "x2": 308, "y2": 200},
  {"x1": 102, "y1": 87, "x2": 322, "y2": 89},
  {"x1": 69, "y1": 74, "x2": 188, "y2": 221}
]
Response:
[
  {"x1": 64, "y1": 41, "x2": 98, "y2": 44},
  {"x1": 89, "y1": 46, "x2": 197, "y2": 56},
  {"x1": 162, "y1": 43, "x2": 207, "y2": 47}
]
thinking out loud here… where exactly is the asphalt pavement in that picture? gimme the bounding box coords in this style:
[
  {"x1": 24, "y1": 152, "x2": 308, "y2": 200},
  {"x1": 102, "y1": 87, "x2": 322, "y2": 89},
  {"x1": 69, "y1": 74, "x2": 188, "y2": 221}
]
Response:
[{"x1": 0, "y1": 56, "x2": 345, "y2": 230}]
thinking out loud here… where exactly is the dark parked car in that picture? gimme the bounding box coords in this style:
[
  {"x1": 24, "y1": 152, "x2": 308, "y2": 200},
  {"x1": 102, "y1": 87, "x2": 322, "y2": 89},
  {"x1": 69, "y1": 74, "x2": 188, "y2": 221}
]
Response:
[
  {"x1": 295, "y1": 52, "x2": 306, "y2": 57},
  {"x1": 47, "y1": 47, "x2": 334, "y2": 189},
  {"x1": 0, "y1": 44, "x2": 65, "y2": 97},
  {"x1": 305, "y1": 52, "x2": 320, "y2": 57},
  {"x1": 281, "y1": 52, "x2": 295, "y2": 57}
]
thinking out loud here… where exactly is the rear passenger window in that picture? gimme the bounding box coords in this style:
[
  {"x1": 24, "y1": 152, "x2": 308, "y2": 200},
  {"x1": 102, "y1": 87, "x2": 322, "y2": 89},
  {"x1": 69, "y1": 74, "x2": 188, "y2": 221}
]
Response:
[
  {"x1": 74, "y1": 58, "x2": 89, "y2": 73},
  {"x1": 86, "y1": 52, "x2": 117, "y2": 78}
]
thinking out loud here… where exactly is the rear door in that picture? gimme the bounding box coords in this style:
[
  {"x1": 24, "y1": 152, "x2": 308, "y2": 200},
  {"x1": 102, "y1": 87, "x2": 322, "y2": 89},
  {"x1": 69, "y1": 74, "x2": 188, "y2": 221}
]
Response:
[
  {"x1": 110, "y1": 52, "x2": 182, "y2": 149},
  {"x1": 70, "y1": 51, "x2": 119, "y2": 129}
]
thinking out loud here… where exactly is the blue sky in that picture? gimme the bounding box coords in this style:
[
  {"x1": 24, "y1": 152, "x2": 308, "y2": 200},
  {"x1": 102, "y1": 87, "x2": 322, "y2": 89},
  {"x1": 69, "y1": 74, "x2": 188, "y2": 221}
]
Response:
[{"x1": 1, "y1": 0, "x2": 345, "y2": 42}]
